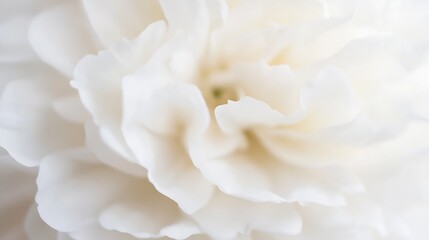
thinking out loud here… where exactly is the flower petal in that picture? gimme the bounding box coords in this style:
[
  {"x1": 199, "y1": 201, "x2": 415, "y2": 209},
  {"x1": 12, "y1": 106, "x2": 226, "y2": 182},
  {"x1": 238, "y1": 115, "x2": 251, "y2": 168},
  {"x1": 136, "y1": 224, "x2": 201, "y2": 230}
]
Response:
[
  {"x1": 100, "y1": 198, "x2": 200, "y2": 239},
  {"x1": 124, "y1": 84, "x2": 214, "y2": 214},
  {"x1": 231, "y1": 64, "x2": 302, "y2": 117},
  {"x1": 85, "y1": 122, "x2": 147, "y2": 177},
  {"x1": 192, "y1": 192, "x2": 302, "y2": 239},
  {"x1": 159, "y1": 0, "x2": 227, "y2": 34},
  {"x1": 73, "y1": 20, "x2": 169, "y2": 159},
  {"x1": 68, "y1": 224, "x2": 137, "y2": 240},
  {"x1": 36, "y1": 149, "x2": 199, "y2": 238},
  {"x1": 137, "y1": 84, "x2": 210, "y2": 138},
  {"x1": 192, "y1": 128, "x2": 363, "y2": 206},
  {"x1": 0, "y1": 79, "x2": 84, "y2": 166},
  {"x1": 28, "y1": 1, "x2": 97, "y2": 77},
  {"x1": 52, "y1": 95, "x2": 91, "y2": 124},
  {"x1": 0, "y1": 150, "x2": 36, "y2": 240},
  {"x1": 0, "y1": 16, "x2": 37, "y2": 63},
  {"x1": 25, "y1": 205, "x2": 65, "y2": 240},
  {"x1": 215, "y1": 97, "x2": 300, "y2": 133},
  {"x1": 37, "y1": 149, "x2": 137, "y2": 232},
  {"x1": 298, "y1": 66, "x2": 360, "y2": 130},
  {"x1": 81, "y1": 0, "x2": 163, "y2": 47}
]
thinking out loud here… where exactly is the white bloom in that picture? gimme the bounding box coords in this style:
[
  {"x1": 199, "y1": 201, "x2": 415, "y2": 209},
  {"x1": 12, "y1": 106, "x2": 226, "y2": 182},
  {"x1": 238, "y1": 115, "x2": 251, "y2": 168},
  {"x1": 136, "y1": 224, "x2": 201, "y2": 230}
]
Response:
[
  {"x1": 1, "y1": 0, "x2": 429, "y2": 239},
  {"x1": 0, "y1": 148, "x2": 67, "y2": 240}
]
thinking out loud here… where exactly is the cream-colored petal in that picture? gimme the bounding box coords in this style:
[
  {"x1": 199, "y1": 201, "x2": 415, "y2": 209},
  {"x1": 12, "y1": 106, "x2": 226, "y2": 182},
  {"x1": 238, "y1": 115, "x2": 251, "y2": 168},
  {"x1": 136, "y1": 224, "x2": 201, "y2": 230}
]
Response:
[
  {"x1": 193, "y1": 129, "x2": 362, "y2": 206},
  {"x1": 100, "y1": 197, "x2": 200, "y2": 239},
  {"x1": 215, "y1": 97, "x2": 301, "y2": 133},
  {"x1": 0, "y1": 79, "x2": 84, "y2": 166},
  {"x1": 230, "y1": 63, "x2": 302, "y2": 117},
  {"x1": 137, "y1": 84, "x2": 210, "y2": 138},
  {"x1": 53, "y1": 95, "x2": 91, "y2": 124},
  {"x1": 25, "y1": 205, "x2": 65, "y2": 240},
  {"x1": 73, "y1": 21, "x2": 169, "y2": 159},
  {"x1": 28, "y1": 1, "x2": 97, "y2": 77},
  {"x1": 160, "y1": 0, "x2": 227, "y2": 34},
  {"x1": 298, "y1": 66, "x2": 360, "y2": 130},
  {"x1": 85, "y1": 122, "x2": 147, "y2": 177},
  {"x1": 81, "y1": 0, "x2": 163, "y2": 47},
  {"x1": 68, "y1": 224, "x2": 137, "y2": 240},
  {"x1": 192, "y1": 192, "x2": 302, "y2": 239},
  {"x1": 0, "y1": 150, "x2": 36, "y2": 240},
  {"x1": 0, "y1": 16, "x2": 37, "y2": 63},
  {"x1": 124, "y1": 84, "x2": 214, "y2": 214},
  {"x1": 36, "y1": 149, "x2": 200, "y2": 238}
]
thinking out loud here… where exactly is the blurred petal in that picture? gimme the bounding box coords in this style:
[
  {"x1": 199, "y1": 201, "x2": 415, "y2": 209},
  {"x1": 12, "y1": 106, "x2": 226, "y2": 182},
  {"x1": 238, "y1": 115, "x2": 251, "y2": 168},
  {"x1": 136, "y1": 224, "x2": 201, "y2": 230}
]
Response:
[
  {"x1": 82, "y1": 0, "x2": 163, "y2": 47},
  {"x1": 215, "y1": 97, "x2": 301, "y2": 133},
  {"x1": 0, "y1": 16, "x2": 37, "y2": 63},
  {"x1": 0, "y1": 79, "x2": 84, "y2": 166},
  {"x1": 193, "y1": 192, "x2": 302, "y2": 239},
  {"x1": 28, "y1": 1, "x2": 97, "y2": 77},
  {"x1": 85, "y1": 122, "x2": 147, "y2": 177},
  {"x1": 160, "y1": 0, "x2": 227, "y2": 33},
  {"x1": 0, "y1": 150, "x2": 36, "y2": 240},
  {"x1": 125, "y1": 84, "x2": 214, "y2": 214},
  {"x1": 25, "y1": 205, "x2": 66, "y2": 240},
  {"x1": 298, "y1": 66, "x2": 360, "y2": 130},
  {"x1": 73, "y1": 21, "x2": 169, "y2": 159},
  {"x1": 36, "y1": 149, "x2": 201, "y2": 238}
]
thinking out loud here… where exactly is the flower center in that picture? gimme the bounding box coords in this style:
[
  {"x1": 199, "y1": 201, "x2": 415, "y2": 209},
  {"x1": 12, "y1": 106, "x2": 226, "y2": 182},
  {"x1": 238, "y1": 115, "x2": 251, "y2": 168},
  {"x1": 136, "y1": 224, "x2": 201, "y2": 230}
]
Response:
[{"x1": 209, "y1": 85, "x2": 239, "y2": 106}]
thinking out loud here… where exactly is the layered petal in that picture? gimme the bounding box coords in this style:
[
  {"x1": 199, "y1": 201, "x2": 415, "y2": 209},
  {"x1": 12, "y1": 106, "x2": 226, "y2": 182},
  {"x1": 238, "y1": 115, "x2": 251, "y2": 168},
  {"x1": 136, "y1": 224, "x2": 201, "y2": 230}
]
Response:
[
  {"x1": 0, "y1": 150, "x2": 36, "y2": 240},
  {"x1": 81, "y1": 0, "x2": 163, "y2": 47},
  {"x1": 298, "y1": 66, "x2": 360, "y2": 130},
  {"x1": 192, "y1": 192, "x2": 302, "y2": 239},
  {"x1": 0, "y1": 16, "x2": 37, "y2": 63},
  {"x1": 73, "y1": 20, "x2": 169, "y2": 159},
  {"x1": 0, "y1": 78, "x2": 84, "y2": 166},
  {"x1": 36, "y1": 149, "x2": 201, "y2": 239},
  {"x1": 160, "y1": 0, "x2": 227, "y2": 35},
  {"x1": 123, "y1": 84, "x2": 214, "y2": 214},
  {"x1": 28, "y1": 1, "x2": 97, "y2": 77},
  {"x1": 25, "y1": 205, "x2": 70, "y2": 240},
  {"x1": 215, "y1": 97, "x2": 300, "y2": 133},
  {"x1": 3, "y1": 0, "x2": 429, "y2": 239}
]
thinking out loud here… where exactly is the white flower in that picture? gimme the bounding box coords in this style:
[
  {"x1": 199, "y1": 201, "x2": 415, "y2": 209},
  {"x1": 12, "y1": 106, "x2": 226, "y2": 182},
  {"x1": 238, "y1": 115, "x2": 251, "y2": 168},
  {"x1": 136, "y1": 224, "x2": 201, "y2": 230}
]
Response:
[
  {"x1": 1, "y1": 0, "x2": 429, "y2": 239},
  {"x1": 0, "y1": 148, "x2": 66, "y2": 240}
]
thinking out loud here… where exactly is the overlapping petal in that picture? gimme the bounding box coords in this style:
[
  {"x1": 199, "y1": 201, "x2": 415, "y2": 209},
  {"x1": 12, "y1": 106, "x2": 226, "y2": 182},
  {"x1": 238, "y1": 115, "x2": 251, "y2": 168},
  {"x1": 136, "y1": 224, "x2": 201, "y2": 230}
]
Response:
[
  {"x1": 28, "y1": 1, "x2": 97, "y2": 77},
  {"x1": 36, "y1": 149, "x2": 202, "y2": 239},
  {"x1": 1, "y1": 0, "x2": 429, "y2": 239}
]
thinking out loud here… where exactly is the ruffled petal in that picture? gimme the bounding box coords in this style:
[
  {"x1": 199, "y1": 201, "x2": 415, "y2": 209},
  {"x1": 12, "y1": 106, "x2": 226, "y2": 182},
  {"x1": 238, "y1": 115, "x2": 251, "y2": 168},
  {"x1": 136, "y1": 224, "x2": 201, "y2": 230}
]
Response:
[
  {"x1": 68, "y1": 224, "x2": 137, "y2": 240},
  {"x1": 0, "y1": 16, "x2": 37, "y2": 63},
  {"x1": 159, "y1": 0, "x2": 227, "y2": 34},
  {"x1": 28, "y1": 1, "x2": 97, "y2": 77},
  {"x1": 215, "y1": 97, "x2": 301, "y2": 133},
  {"x1": 81, "y1": 0, "x2": 163, "y2": 47},
  {"x1": 193, "y1": 142, "x2": 359, "y2": 206},
  {"x1": 137, "y1": 84, "x2": 210, "y2": 138},
  {"x1": 229, "y1": 64, "x2": 302, "y2": 117},
  {"x1": 36, "y1": 149, "x2": 200, "y2": 238},
  {"x1": 73, "y1": 21, "x2": 169, "y2": 159},
  {"x1": 53, "y1": 95, "x2": 91, "y2": 124},
  {"x1": 256, "y1": 128, "x2": 358, "y2": 167},
  {"x1": 298, "y1": 66, "x2": 360, "y2": 130},
  {"x1": 192, "y1": 192, "x2": 302, "y2": 239},
  {"x1": 194, "y1": 103, "x2": 364, "y2": 205},
  {"x1": 85, "y1": 122, "x2": 147, "y2": 177},
  {"x1": 100, "y1": 200, "x2": 199, "y2": 239},
  {"x1": 0, "y1": 150, "x2": 36, "y2": 240},
  {"x1": 0, "y1": 79, "x2": 84, "y2": 166},
  {"x1": 124, "y1": 84, "x2": 214, "y2": 214},
  {"x1": 282, "y1": 199, "x2": 387, "y2": 240},
  {"x1": 25, "y1": 205, "x2": 66, "y2": 240}
]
